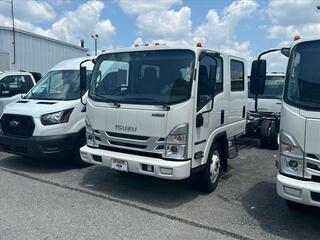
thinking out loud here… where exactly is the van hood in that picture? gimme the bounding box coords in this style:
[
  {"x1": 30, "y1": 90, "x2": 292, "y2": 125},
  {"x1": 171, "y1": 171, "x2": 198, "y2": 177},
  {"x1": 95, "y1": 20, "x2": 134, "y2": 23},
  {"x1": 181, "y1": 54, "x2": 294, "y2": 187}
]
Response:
[{"x1": 3, "y1": 99, "x2": 79, "y2": 118}]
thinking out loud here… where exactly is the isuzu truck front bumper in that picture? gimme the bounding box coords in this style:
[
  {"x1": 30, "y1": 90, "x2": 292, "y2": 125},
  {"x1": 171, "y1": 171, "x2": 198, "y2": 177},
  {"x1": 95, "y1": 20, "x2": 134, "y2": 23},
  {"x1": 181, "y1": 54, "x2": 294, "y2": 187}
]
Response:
[
  {"x1": 80, "y1": 145, "x2": 191, "y2": 180},
  {"x1": 277, "y1": 173, "x2": 320, "y2": 207}
]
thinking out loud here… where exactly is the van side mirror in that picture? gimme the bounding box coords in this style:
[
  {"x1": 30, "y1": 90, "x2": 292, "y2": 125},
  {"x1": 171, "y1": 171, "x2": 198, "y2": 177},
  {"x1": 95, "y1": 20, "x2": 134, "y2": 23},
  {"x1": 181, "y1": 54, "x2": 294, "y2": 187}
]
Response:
[
  {"x1": 281, "y1": 47, "x2": 290, "y2": 57},
  {"x1": 250, "y1": 59, "x2": 266, "y2": 95}
]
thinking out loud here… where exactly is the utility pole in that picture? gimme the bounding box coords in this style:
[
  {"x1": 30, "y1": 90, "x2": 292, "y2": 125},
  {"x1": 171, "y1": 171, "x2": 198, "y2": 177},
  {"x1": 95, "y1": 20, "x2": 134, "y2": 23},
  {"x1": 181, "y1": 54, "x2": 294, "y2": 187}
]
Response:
[
  {"x1": 11, "y1": 0, "x2": 15, "y2": 64},
  {"x1": 90, "y1": 34, "x2": 99, "y2": 56}
]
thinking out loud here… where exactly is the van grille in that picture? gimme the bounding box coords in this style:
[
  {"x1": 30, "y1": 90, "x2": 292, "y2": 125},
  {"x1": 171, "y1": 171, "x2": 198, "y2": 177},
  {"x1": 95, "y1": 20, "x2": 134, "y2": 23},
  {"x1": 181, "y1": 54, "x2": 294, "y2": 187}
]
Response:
[{"x1": 1, "y1": 114, "x2": 35, "y2": 138}]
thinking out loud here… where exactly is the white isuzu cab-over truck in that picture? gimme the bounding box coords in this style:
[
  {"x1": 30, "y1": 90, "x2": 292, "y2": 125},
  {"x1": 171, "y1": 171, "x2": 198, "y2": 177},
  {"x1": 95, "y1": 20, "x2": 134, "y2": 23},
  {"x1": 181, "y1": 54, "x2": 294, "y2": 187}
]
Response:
[
  {"x1": 250, "y1": 37, "x2": 320, "y2": 208},
  {"x1": 80, "y1": 44, "x2": 247, "y2": 192},
  {"x1": 0, "y1": 57, "x2": 93, "y2": 167}
]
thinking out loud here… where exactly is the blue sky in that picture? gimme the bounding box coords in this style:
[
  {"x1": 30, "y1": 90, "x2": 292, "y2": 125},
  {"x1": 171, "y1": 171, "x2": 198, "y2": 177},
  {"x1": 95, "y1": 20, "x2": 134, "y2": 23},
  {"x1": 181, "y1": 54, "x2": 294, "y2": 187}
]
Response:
[{"x1": 1, "y1": 0, "x2": 320, "y2": 71}]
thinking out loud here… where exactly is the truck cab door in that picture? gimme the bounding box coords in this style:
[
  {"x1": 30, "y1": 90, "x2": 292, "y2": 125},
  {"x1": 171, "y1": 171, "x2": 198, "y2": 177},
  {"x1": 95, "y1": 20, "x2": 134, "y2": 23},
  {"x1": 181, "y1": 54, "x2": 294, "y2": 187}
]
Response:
[{"x1": 192, "y1": 53, "x2": 224, "y2": 168}]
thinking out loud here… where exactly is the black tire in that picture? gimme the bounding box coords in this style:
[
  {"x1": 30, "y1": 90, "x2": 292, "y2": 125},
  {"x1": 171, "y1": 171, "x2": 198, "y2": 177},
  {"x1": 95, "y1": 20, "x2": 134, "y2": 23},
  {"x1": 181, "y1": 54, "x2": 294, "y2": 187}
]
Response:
[
  {"x1": 198, "y1": 143, "x2": 223, "y2": 193},
  {"x1": 73, "y1": 136, "x2": 92, "y2": 168},
  {"x1": 286, "y1": 200, "x2": 302, "y2": 210},
  {"x1": 260, "y1": 119, "x2": 279, "y2": 150}
]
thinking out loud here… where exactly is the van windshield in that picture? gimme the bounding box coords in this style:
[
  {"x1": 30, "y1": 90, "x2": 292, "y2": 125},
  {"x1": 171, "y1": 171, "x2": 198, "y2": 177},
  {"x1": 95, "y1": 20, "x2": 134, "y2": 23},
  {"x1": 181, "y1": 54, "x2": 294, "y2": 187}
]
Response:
[
  {"x1": 26, "y1": 70, "x2": 91, "y2": 100},
  {"x1": 249, "y1": 75, "x2": 284, "y2": 99},
  {"x1": 285, "y1": 40, "x2": 320, "y2": 110},
  {"x1": 89, "y1": 50, "x2": 195, "y2": 105}
]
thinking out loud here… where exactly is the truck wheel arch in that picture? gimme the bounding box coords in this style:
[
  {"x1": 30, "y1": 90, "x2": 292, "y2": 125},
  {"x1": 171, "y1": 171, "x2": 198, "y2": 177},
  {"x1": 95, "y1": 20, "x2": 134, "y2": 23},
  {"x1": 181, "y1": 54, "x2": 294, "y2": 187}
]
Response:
[{"x1": 203, "y1": 131, "x2": 228, "y2": 171}]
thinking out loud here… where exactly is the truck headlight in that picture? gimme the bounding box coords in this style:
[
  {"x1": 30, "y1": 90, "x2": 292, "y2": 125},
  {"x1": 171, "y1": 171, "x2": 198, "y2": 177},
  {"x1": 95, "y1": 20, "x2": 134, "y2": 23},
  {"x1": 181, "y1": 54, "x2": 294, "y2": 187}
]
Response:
[
  {"x1": 163, "y1": 124, "x2": 188, "y2": 160},
  {"x1": 279, "y1": 131, "x2": 304, "y2": 178},
  {"x1": 86, "y1": 118, "x2": 97, "y2": 147},
  {"x1": 41, "y1": 108, "x2": 73, "y2": 125}
]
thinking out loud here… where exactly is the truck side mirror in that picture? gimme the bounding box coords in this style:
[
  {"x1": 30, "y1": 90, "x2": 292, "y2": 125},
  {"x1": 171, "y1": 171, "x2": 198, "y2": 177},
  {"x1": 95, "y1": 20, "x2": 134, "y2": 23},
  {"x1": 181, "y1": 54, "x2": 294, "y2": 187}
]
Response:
[
  {"x1": 80, "y1": 66, "x2": 87, "y2": 93},
  {"x1": 250, "y1": 59, "x2": 266, "y2": 95},
  {"x1": 281, "y1": 47, "x2": 290, "y2": 57}
]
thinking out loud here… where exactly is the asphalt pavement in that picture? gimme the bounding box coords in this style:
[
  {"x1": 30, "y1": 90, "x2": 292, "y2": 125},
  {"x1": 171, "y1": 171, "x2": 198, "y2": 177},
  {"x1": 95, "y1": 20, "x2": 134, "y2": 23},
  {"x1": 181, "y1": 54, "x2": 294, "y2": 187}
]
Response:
[{"x1": 0, "y1": 137, "x2": 320, "y2": 240}]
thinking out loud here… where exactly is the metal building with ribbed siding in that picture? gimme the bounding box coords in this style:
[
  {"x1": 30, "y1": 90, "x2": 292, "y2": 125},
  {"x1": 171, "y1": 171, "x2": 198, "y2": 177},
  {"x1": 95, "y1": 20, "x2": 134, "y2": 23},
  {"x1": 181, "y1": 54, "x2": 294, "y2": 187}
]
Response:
[{"x1": 0, "y1": 26, "x2": 88, "y2": 74}]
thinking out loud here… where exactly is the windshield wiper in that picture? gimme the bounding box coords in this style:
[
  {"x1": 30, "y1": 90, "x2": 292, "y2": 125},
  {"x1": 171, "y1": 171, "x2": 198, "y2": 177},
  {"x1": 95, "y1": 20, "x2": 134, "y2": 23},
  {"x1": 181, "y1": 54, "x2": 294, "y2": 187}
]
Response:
[
  {"x1": 90, "y1": 93, "x2": 121, "y2": 108},
  {"x1": 124, "y1": 97, "x2": 171, "y2": 111}
]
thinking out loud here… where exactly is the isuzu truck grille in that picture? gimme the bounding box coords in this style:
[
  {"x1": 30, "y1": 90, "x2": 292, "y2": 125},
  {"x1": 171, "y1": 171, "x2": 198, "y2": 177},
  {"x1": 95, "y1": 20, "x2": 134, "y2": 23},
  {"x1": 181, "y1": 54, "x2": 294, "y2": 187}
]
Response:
[
  {"x1": 94, "y1": 130, "x2": 165, "y2": 155},
  {"x1": 1, "y1": 114, "x2": 35, "y2": 138},
  {"x1": 305, "y1": 154, "x2": 320, "y2": 182}
]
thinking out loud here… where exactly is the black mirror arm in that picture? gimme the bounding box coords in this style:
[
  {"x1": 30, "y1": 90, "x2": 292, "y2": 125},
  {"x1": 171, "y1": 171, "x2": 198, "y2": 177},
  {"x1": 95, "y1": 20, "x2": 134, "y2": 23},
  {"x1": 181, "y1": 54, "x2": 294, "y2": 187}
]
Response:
[
  {"x1": 258, "y1": 48, "x2": 281, "y2": 60},
  {"x1": 253, "y1": 48, "x2": 281, "y2": 113},
  {"x1": 79, "y1": 59, "x2": 92, "y2": 105}
]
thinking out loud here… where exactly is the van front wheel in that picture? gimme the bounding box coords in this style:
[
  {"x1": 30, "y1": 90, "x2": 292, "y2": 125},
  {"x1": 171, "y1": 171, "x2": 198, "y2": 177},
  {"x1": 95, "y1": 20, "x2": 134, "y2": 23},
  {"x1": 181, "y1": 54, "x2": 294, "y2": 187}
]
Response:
[
  {"x1": 198, "y1": 143, "x2": 222, "y2": 193},
  {"x1": 73, "y1": 136, "x2": 92, "y2": 168}
]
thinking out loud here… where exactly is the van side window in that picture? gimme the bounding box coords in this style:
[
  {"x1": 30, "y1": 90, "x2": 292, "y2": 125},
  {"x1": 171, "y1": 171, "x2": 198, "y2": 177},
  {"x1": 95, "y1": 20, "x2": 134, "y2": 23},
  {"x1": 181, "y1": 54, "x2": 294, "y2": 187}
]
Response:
[
  {"x1": 231, "y1": 60, "x2": 244, "y2": 91},
  {"x1": 197, "y1": 55, "x2": 222, "y2": 111}
]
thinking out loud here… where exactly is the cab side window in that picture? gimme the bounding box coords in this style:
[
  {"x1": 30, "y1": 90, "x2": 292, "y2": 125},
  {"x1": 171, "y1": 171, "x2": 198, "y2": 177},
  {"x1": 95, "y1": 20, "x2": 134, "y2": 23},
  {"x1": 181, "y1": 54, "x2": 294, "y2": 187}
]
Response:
[
  {"x1": 197, "y1": 55, "x2": 222, "y2": 111},
  {"x1": 231, "y1": 60, "x2": 245, "y2": 91},
  {"x1": 0, "y1": 75, "x2": 27, "y2": 97}
]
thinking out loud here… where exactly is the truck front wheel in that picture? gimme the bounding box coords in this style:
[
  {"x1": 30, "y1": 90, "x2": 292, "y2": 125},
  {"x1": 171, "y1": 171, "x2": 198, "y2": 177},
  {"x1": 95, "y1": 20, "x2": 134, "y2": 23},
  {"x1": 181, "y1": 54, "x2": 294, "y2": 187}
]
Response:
[
  {"x1": 198, "y1": 143, "x2": 223, "y2": 193},
  {"x1": 260, "y1": 119, "x2": 279, "y2": 150}
]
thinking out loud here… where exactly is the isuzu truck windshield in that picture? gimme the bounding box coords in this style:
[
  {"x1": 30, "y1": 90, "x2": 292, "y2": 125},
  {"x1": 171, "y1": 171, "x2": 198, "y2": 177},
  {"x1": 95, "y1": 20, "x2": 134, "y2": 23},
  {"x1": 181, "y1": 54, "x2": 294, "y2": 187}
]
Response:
[
  {"x1": 285, "y1": 41, "x2": 320, "y2": 110},
  {"x1": 89, "y1": 50, "x2": 195, "y2": 105}
]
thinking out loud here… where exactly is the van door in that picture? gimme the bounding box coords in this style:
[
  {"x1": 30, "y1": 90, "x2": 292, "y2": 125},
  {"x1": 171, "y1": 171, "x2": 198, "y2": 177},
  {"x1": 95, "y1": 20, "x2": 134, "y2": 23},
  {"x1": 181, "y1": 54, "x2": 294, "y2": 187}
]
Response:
[{"x1": 192, "y1": 53, "x2": 224, "y2": 168}]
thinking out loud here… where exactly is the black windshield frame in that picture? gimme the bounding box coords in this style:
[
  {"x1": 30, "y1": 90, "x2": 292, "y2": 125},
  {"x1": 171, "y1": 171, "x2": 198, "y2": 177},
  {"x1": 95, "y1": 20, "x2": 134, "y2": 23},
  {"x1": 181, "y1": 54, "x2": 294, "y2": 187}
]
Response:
[
  {"x1": 89, "y1": 49, "x2": 196, "y2": 106},
  {"x1": 284, "y1": 40, "x2": 320, "y2": 111}
]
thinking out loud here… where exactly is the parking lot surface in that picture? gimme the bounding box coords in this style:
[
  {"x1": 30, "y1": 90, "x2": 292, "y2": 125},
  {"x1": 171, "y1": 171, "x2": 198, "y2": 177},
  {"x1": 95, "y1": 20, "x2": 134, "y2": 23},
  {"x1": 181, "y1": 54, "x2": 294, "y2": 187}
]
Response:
[{"x1": 1, "y1": 138, "x2": 320, "y2": 240}]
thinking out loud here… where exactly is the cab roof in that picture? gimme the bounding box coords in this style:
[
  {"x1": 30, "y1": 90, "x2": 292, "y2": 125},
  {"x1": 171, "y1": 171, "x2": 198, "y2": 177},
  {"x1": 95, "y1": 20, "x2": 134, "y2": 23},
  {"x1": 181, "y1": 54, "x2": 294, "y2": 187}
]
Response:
[
  {"x1": 97, "y1": 45, "x2": 246, "y2": 61},
  {"x1": 51, "y1": 56, "x2": 94, "y2": 71},
  {"x1": 289, "y1": 36, "x2": 320, "y2": 49}
]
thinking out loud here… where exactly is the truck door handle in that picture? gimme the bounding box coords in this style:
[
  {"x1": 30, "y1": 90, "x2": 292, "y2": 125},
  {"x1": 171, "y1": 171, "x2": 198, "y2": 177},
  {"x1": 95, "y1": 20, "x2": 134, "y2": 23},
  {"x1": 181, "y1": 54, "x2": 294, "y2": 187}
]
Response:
[
  {"x1": 242, "y1": 106, "x2": 246, "y2": 118},
  {"x1": 221, "y1": 110, "x2": 225, "y2": 125}
]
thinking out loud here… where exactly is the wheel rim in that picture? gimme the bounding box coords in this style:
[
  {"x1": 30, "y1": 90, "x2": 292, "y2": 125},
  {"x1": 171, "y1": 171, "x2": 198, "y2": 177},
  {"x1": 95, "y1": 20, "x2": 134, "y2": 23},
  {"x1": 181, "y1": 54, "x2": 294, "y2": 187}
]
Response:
[{"x1": 210, "y1": 150, "x2": 221, "y2": 183}]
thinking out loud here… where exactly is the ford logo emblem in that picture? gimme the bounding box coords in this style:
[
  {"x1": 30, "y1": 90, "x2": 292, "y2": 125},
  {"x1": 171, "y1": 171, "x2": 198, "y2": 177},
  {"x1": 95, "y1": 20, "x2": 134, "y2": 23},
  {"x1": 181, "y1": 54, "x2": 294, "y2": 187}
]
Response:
[{"x1": 9, "y1": 120, "x2": 20, "y2": 127}]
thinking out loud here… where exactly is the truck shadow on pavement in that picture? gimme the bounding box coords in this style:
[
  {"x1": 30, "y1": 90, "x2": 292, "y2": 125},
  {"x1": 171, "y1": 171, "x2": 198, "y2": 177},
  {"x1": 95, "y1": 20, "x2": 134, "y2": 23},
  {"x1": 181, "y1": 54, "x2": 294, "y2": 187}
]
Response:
[
  {"x1": 79, "y1": 166, "x2": 204, "y2": 209},
  {"x1": 0, "y1": 154, "x2": 75, "y2": 174},
  {"x1": 241, "y1": 181, "x2": 320, "y2": 240}
]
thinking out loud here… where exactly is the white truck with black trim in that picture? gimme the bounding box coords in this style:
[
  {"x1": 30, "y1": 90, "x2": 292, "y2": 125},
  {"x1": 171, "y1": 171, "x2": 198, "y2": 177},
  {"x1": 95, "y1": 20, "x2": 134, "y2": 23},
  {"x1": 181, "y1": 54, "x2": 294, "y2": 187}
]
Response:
[
  {"x1": 247, "y1": 72, "x2": 285, "y2": 149},
  {"x1": 250, "y1": 37, "x2": 320, "y2": 208},
  {"x1": 0, "y1": 57, "x2": 93, "y2": 167},
  {"x1": 0, "y1": 71, "x2": 40, "y2": 115},
  {"x1": 79, "y1": 44, "x2": 247, "y2": 192}
]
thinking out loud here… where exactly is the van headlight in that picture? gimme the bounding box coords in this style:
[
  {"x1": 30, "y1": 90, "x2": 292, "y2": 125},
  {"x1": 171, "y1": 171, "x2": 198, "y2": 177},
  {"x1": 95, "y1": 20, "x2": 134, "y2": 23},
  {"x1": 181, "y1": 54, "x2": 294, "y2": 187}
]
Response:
[
  {"x1": 86, "y1": 118, "x2": 97, "y2": 147},
  {"x1": 279, "y1": 131, "x2": 304, "y2": 178},
  {"x1": 163, "y1": 124, "x2": 188, "y2": 160},
  {"x1": 41, "y1": 108, "x2": 73, "y2": 125}
]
